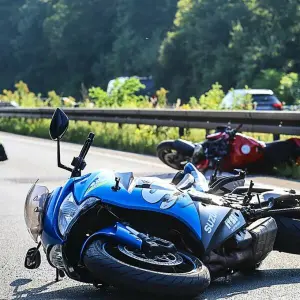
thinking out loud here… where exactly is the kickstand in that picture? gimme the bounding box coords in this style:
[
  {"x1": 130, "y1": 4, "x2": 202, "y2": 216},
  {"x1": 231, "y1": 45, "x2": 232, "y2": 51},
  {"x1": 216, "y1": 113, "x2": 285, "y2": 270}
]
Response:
[
  {"x1": 55, "y1": 269, "x2": 59, "y2": 282},
  {"x1": 55, "y1": 269, "x2": 65, "y2": 282}
]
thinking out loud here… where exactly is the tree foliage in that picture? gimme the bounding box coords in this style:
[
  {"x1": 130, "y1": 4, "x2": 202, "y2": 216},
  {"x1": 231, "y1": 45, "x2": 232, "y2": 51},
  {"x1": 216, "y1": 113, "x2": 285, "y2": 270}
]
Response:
[
  {"x1": 1, "y1": 0, "x2": 299, "y2": 104},
  {"x1": 159, "y1": 0, "x2": 300, "y2": 102},
  {"x1": 0, "y1": 0, "x2": 177, "y2": 97}
]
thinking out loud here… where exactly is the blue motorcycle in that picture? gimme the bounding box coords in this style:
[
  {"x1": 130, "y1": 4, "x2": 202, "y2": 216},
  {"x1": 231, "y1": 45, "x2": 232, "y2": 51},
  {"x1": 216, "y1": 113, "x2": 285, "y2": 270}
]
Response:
[{"x1": 24, "y1": 108, "x2": 300, "y2": 297}]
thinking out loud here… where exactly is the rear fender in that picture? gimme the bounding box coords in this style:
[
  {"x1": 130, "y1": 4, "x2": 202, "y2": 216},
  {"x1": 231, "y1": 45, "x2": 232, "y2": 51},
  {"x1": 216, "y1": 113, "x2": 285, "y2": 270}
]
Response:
[{"x1": 173, "y1": 139, "x2": 195, "y2": 156}]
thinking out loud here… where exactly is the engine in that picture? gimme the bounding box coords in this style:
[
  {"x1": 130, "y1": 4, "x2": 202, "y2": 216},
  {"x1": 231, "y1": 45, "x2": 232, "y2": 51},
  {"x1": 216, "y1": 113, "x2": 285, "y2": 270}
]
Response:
[{"x1": 204, "y1": 217, "x2": 277, "y2": 277}]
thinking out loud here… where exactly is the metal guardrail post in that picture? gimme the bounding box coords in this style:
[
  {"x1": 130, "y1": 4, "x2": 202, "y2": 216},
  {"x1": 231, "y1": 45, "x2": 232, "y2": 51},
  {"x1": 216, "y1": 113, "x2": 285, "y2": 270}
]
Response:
[{"x1": 179, "y1": 127, "x2": 184, "y2": 137}]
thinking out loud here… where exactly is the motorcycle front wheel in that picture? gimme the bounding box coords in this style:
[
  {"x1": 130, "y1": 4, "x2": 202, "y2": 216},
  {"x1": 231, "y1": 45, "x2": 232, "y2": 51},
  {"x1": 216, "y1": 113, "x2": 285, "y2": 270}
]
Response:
[{"x1": 83, "y1": 239, "x2": 210, "y2": 297}]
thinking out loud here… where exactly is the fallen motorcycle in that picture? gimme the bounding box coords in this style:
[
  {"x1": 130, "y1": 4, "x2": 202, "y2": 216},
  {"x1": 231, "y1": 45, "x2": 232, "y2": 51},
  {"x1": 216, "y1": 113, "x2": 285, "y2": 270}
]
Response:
[
  {"x1": 156, "y1": 124, "x2": 300, "y2": 174},
  {"x1": 24, "y1": 109, "x2": 300, "y2": 297}
]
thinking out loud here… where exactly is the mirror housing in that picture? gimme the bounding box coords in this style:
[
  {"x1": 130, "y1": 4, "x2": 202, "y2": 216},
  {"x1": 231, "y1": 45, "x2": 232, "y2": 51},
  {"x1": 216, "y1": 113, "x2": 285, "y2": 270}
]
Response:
[{"x1": 49, "y1": 108, "x2": 69, "y2": 140}]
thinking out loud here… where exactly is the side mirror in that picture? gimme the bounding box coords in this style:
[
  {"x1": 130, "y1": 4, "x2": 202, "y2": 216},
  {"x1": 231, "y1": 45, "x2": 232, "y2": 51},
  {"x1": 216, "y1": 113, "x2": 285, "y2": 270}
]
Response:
[{"x1": 49, "y1": 108, "x2": 69, "y2": 140}]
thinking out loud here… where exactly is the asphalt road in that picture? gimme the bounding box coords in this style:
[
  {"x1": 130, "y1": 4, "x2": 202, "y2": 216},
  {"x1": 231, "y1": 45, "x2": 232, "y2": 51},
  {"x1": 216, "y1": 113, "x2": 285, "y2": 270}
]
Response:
[{"x1": 1, "y1": 132, "x2": 300, "y2": 300}]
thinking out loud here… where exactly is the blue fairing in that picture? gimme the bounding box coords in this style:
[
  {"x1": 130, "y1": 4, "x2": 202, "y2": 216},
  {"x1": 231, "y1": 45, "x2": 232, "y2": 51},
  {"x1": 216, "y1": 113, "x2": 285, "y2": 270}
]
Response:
[
  {"x1": 74, "y1": 170, "x2": 202, "y2": 240},
  {"x1": 41, "y1": 169, "x2": 202, "y2": 249},
  {"x1": 41, "y1": 173, "x2": 93, "y2": 247}
]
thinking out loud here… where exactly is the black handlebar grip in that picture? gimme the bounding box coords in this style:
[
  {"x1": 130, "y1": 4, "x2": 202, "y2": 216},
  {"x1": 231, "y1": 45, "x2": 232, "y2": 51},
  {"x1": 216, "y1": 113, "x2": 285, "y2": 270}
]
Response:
[{"x1": 88, "y1": 132, "x2": 95, "y2": 139}]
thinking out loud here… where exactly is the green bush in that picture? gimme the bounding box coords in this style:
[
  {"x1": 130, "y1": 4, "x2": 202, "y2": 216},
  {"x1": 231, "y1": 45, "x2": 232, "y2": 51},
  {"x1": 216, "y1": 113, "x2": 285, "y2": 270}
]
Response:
[
  {"x1": 187, "y1": 83, "x2": 224, "y2": 109},
  {"x1": 279, "y1": 72, "x2": 300, "y2": 105},
  {"x1": 252, "y1": 69, "x2": 283, "y2": 95},
  {"x1": 89, "y1": 77, "x2": 152, "y2": 108},
  {"x1": 252, "y1": 69, "x2": 300, "y2": 105}
]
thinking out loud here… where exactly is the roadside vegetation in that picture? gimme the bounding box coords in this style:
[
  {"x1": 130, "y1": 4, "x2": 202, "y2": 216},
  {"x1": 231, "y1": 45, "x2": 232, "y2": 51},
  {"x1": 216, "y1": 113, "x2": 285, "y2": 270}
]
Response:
[{"x1": 0, "y1": 80, "x2": 299, "y2": 179}]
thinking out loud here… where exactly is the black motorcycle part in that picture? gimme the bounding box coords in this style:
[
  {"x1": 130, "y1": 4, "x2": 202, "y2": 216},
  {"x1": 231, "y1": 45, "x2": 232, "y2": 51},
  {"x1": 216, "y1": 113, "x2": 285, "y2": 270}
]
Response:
[
  {"x1": 214, "y1": 126, "x2": 228, "y2": 133},
  {"x1": 264, "y1": 139, "x2": 300, "y2": 165},
  {"x1": 273, "y1": 216, "x2": 300, "y2": 254},
  {"x1": 83, "y1": 239, "x2": 210, "y2": 297},
  {"x1": 196, "y1": 203, "x2": 246, "y2": 253},
  {"x1": 202, "y1": 138, "x2": 229, "y2": 160},
  {"x1": 208, "y1": 171, "x2": 246, "y2": 194},
  {"x1": 232, "y1": 229, "x2": 253, "y2": 249},
  {"x1": 173, "y1": 139, "x2": 195, "y2": 156},
  {"x1": 24, "y1": 247, "x2": 41, "y2": 269},
  {"x1": 205, "y1": 217, "x2": 277, "y2": 277},
  {"x1": 139, "y1": 236, "x2": 177, "y2": 258},
  {"x1": 111, "y1": 177, "x2": 121, "y2": 192},
  {"x1": 0, "y1": 144, "x2": 8, "y2": 161},
  {"x1": 247, "y1": 217, "x2": 277, "y2": 263}
]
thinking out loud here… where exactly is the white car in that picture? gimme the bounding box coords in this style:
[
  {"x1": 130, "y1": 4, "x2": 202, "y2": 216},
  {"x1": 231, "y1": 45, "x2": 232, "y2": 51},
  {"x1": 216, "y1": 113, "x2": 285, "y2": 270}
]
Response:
[{"x1": 221, "y1": 89, "x2": 283, "y2": 110}]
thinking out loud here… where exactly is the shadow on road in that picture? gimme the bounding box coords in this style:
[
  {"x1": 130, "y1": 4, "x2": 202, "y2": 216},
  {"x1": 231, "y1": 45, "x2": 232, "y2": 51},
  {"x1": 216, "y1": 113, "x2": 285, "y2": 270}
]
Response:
[
  {"x1": 9, "y1": 269, "x2": 300, "y2": 300},
  {"x1": 10, "y1": 280, "x2": 159, "y2": 300},
  {"x1": 200, "y1": 268, "x2": 300, "y2": 299}
]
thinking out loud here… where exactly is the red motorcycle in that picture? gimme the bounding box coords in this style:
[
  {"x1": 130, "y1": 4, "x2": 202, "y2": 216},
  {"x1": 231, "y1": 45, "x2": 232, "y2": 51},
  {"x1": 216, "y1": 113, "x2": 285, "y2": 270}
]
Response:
[{"x1": 157, "y1": 125, "x2": 300, "y2": 174}]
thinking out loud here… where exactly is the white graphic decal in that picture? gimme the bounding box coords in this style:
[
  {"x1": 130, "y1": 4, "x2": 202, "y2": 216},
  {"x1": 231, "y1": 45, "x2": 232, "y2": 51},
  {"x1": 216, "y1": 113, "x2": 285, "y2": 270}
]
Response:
[
  {"x1": 160, "y1": 191, "x2": 181, "y2": 210},
  {"x1": 225, "y1": 213, "x2": 240, "y2": 231},
  {"x1": 241, "y1": 145, "x2": 251, "y2": 155},
  {"x1": 142, "y1": 189, "x2": 162, "y2": 204}
]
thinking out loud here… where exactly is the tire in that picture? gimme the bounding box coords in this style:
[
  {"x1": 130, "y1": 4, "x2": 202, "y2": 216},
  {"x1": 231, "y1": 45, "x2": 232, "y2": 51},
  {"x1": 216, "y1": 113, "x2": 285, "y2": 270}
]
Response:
[
  {"x1": 156, "y1": 141, "x2": 185, "y2": 170},
  {"x1": 83, "y1": 239, "x2": 210, "y2": 297}
]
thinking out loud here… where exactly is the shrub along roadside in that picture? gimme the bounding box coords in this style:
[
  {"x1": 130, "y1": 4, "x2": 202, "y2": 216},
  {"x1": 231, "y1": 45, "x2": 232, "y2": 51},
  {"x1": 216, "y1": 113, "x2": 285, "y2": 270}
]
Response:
[{"x1": 0, "y1": 118, "x2": 299, "y2": 179}]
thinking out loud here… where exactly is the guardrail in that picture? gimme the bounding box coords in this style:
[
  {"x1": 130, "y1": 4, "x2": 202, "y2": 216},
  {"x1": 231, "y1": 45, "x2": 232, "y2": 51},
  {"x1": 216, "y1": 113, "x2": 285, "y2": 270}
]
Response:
[{"x1": 0, "y1": 107, "x2": 299, "y2": 139}]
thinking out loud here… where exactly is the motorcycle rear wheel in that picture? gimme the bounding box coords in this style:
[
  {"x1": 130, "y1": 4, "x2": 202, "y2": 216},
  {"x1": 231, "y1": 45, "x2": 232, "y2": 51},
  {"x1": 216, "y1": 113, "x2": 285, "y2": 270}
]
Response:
[
  {"x1": 83, "y1": 239, "x2": 210, "y2": 297},
  {"x1": 156, "y1": 141, "x2": 186, "y2": 170}
]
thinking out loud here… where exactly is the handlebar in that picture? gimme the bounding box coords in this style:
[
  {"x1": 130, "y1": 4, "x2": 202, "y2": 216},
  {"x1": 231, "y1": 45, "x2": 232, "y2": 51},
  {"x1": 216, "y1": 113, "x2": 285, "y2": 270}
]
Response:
[
  {"x1": 228, "y1": 124, "x2": 243, "y2": 138},
  {"x1": 71, "y1": 132, "x2": 95, "y2": 177},
  {"x1": 79, "y1": 132, "x2": 95, "y2": 160}
]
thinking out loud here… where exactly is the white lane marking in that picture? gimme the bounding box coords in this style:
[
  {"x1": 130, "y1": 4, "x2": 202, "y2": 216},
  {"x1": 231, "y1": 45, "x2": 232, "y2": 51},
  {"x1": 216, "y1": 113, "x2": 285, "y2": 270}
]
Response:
[{"x1": 1, "y1": 133, "x2": 169, "y2": 169}]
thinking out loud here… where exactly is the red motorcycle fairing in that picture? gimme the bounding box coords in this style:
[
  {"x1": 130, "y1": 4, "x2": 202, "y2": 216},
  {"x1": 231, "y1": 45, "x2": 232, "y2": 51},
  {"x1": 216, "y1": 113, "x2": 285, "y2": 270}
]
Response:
[
  {"x1": 196, "y1": 159, "x2": 210, "y2": 171},
  {"x1": 221, "y1": 133, "x2": 264, "y2": 171}
]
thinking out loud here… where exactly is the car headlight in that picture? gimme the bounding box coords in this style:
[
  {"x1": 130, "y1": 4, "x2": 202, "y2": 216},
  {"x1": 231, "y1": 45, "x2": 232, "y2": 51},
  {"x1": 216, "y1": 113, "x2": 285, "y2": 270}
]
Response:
[{"x1": 58, "y1": 194, "x2": 100, "y2": 237}]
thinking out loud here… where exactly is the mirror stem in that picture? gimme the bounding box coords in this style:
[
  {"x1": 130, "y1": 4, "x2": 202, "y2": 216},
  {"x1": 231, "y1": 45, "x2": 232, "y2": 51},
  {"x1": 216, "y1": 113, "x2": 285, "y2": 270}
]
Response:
[{"x1": 57, "y1": 139, "x2": 72, "y2": 172}]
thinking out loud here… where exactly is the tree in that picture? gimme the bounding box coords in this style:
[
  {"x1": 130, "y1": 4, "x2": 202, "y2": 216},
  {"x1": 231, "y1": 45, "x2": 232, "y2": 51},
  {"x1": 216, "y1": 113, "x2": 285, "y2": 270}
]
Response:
[
  {"x1": 0, "y1": 1, "x2": 25, "y2": 90},
  {"x1": 158, "y1": 0, "x2": 300, "y2": 102}
]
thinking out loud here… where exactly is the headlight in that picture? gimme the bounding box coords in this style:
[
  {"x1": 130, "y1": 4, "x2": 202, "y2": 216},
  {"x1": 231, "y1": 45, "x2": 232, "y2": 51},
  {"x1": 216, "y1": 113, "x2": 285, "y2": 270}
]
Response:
[
  {"x1": 58, "y1": 194, "x2": 100, "y2": 237},
  {"x1": 24, "y1": 181, "x2": 49, "y2": 243}
]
